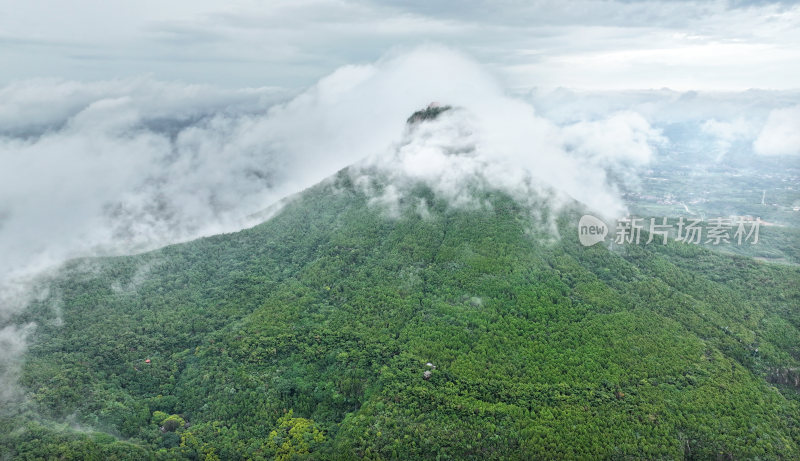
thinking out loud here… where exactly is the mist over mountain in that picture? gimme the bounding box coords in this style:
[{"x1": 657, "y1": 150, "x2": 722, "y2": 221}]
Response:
[
  {"x1": 1, "y1": 36, "x2": 799, "y2": 460},
  {"x1": 0, "y1": 48, "x2": 672, "y2": 312},
  {"x1": 3, "y1": 47, "x2": 797, "y2": 293}
]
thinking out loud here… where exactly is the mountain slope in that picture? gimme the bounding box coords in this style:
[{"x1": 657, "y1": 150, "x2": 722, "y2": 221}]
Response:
[{"x1": 2, "y1": 168, "x2": 800, "y2": 460}]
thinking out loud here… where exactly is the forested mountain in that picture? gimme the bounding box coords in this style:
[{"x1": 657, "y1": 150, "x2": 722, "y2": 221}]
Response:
[{"x1": 2, "y1": 152, "x2": 800, "y2": 459}]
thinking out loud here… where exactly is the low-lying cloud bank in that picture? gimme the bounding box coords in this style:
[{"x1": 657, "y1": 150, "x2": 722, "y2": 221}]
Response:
[
  {"x1": 529, "y1": 88, "x2": 800, "y2": 161},
  {"x1": 754, "y1": 105, "x2": 800, "y2": 157}
]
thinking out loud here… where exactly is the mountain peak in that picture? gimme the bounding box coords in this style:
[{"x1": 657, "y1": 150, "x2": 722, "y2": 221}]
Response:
[{"x1": 406, "y1": 102, "x2": 452, "y2": 124}]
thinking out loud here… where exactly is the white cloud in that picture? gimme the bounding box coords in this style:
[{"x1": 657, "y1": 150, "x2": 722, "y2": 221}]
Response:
[
  {"x1": 561, "y1": 112, "x2": 665, "y2": 165},
  {"x1": 0, "y1": 323, "x2": 36, "y2": 406},
  {"x1": 754, "y1": 105, "x2": 800, "y2": 156},
  {"x1": 701, "y1": 117, "x2": 758, "y2": 160},
  {"x1": 349, "y1": 50, "x2": 666, "y2": 221}
]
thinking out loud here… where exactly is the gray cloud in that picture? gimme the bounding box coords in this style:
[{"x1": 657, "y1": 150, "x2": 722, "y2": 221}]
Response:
[
  {"x1": 1, "y1": 1, "x2": 798, "y2": 89},
  {"x1": 0, "y1": 78, "x2": 287, "y2": 137}
]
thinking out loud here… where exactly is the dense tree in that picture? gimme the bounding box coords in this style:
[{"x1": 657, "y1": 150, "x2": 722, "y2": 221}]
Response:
[{"x1": 2, "y1": 169, "x2": 799, "y2": 459}]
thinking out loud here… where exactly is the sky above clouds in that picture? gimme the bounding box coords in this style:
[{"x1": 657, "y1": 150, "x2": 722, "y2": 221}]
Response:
[{"x1": 1, "y1": 0, "x2": 799, "y2": 90}]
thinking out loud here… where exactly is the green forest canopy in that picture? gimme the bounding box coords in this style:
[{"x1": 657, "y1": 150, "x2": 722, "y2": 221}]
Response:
[{"x1": 2, "y1": 168, "x2": 800, "y2": 459}]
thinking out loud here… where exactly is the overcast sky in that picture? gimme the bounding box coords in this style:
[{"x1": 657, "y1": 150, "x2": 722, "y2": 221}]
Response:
[{"x1": 1, "y1": 0, "x2": 799, "y2": 91}]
